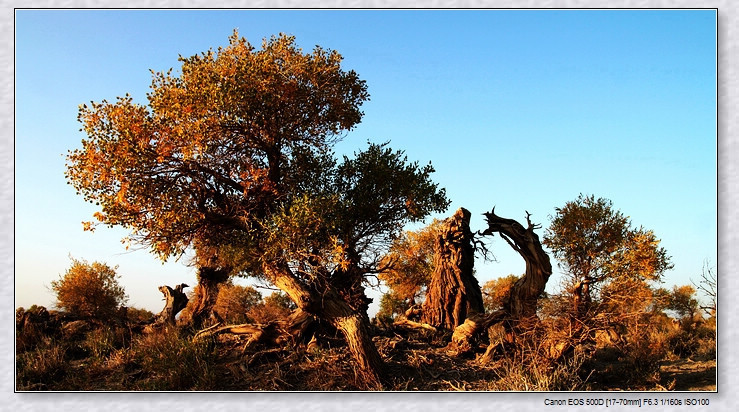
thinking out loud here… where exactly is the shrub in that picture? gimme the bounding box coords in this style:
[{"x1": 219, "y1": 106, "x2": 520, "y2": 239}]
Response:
[
  {"x1": 50, "y1": 258, "x2": 127, "y2": 320},
  {"x1": 247, "y1": 291, "x2": 296, "y2": 324},
  {"x1": 213, "y1": 283, "x2": 262, "y2": 324}
]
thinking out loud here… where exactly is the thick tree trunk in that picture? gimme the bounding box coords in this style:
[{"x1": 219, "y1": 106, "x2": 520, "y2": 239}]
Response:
[
  {"x1": 188, "y1": 266, "x2": 230, "y2": 329},
  {"x1": 449, "y1": 209, "x2": 552, "y2": 358},
  {"x1": 331, "y1": 313, "x2": 385, "y2": 389},
  {"x1": 422, "y1": 208, "x2": 484, "y2": 330},
  {"x1": 264, "y1": 262, "x2": 386, "y2": 389}
]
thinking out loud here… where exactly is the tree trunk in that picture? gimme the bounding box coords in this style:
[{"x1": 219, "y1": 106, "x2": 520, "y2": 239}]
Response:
[
  {"x1": 422, "y1": 207, "x2": 484, "y2": 330},
  {"x1": 482, "y1": 208, "x2": 552, "y2": 325},
  {"x1": 188, "y1": 266, "x2": 230, "y2": 329},
  {"x1": 449, "y1": 208, "x2": 552, "y2": 357},
  {"x1": 147, "y1": 283, "x2": 189, "y2": 331},
  {"x1": 264, "y1": 262, "x2": 387, "y2": 389},
  {"x1": 331, "y1": 312, "x2": 385, "y2": 389}
]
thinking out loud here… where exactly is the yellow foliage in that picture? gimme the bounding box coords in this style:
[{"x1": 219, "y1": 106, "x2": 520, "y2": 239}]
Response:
[
  {"x1": 50, "y1": 258, "x2": 127, "y2": 319},
  {"x1": 379, "y1": 220, "x2": 441, "y2": 302}
]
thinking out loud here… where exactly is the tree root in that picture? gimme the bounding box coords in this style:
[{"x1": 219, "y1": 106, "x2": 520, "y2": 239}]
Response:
[{"x1": 194, "y1": 320, "x2": 289, "y2": 351}]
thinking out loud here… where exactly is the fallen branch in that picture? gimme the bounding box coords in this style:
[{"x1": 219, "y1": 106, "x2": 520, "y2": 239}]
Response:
[
  {"x1": 394, "y1": 317, "x2": 438, "y2": 332},
  {"x1": 194, "y1": 321, "x2": 289, "y2": 351}
]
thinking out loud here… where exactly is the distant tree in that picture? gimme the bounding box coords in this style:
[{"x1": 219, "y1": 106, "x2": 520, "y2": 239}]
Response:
[
  {"x1": 481, "y1": 274, "x2": 520, "y2": 313},
  {"x1": 51, "y1": 258, "x2": 127, "y2": 320},
  {"x1": 375, "y1": 291, "x2": 408, "y2": 322},
  {"x1": 667, "y1": 285, "x2": 700, "y2": 322},
  {"x1": 263, "y1": 291, "x2": 297, "y2": 311},
  {"x1": 65, "y1": 31, "x2": 448, "y2": 387},
  {"x1": 213, "y1": 283, "x2": 262, "y2": 324},
  {"x1": 378, "y1": 219, "x2": 441, "y2": 304},
  {"x1": 543, "y1": 194, "x2": 673, "y2": 320},
  {"x1": 247, "y1": 291, "x2": 298, "y2": 324}
]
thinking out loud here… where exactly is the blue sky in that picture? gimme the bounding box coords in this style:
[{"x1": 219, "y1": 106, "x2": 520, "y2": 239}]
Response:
[{"x1": 14, "y1": 9, "x2": 717, "y2": 315}]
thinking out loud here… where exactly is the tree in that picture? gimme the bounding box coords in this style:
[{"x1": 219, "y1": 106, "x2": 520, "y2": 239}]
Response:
[
  {"x1": 247, "y1": 291, "x2": 298, "y2": 324},
  {"x1": 667, "y1": 285, "x2": 700, "y2": 322},
  {"x1": 543, "y1": 194, "x2": 673, "y2": 320},
  {"x1": 65, "y1": 31, "x2": 448, "y2": 388},
  {"x1": 422, "y1": 208, "x2": 484, "y2": 330},
  {"x1": 375, "y1": 291, "x2": 408, "y2": 323},
  {"x1": 51, "y1": 258, "x2": 127, "y2": 320},
  {"x1": 213, "y1": 283, "x2": 262, "y2": 324},
  {"x1": 481, "y1": 274, "x2": 520, "y2": 313},
  {"x1": 263, "y1": 291, "x2": 297, "y2": 311},
  {"x1": 693, "y1": 260, "x2": 716, "y2": 316},
  {"x1": 378, "y1": 219, "x2": 441, "y2": 305}
]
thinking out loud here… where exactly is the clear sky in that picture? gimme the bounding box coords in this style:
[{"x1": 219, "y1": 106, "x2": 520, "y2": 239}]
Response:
[{"x1": 14, "y1": 9, "x2": 717, "y2": 315}]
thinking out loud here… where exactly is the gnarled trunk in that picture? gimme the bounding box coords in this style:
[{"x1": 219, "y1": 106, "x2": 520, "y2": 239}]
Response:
[
  {"x1": 422, "y1": 207, "x2": 484, "y2": 330},
  {"x1": 450, "y1": 208, "x2": 552, "y2": 357},
  {"x1": 188, "y1": 266, "x2": 230, "y2": 329},
  {"x1": 146, "y1": 283, "x2": 189, "y2": 332},
  {"x1": 264, "y1": 262, "x2": 386, "y2": 389},
  {"x1": 486, "y1": 209, "x2": 552, "y2": 325}
]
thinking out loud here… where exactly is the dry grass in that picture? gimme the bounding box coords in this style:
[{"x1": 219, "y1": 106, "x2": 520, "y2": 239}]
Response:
[{"x1": 16, "y1": 307, "x2": 717, "y2": 391}]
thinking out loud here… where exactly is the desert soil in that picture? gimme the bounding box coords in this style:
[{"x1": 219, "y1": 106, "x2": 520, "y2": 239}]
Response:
[{"x1": 659, "y1": 359, "x2": 716, "y2": 391}]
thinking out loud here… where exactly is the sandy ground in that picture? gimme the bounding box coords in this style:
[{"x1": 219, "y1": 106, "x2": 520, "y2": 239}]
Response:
[{"x1": 659, "y1": 359, "x2": 716, "y2": 391}]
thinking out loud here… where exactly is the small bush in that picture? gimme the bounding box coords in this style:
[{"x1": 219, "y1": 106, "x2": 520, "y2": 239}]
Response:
[{"x1": 50, "y1": 258, "x2": 127, "y2": 320}]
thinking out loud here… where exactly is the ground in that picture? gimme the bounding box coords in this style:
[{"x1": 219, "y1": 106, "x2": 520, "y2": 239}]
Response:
[
  {"x1": 15, "y1": 312, "x2": 717, "y2": 391},
  {"x1": 659, "y1": 359, "x2": 716, "y2": 391}
]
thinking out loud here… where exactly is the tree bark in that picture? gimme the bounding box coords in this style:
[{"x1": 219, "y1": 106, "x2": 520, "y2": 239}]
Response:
[
  {"x1": 188, "y1": 266, "x2": 230, "y2": 329},
  {"x1": 449, "y1": 208, "x2": 552, "y2": 358},
  {"x1": 422, "y1": 207, "x2": 484, "y2": 330},
  {"x1": 264, "y1": 262, "x2": 386, "y2": 389},
  {"x1": 148, "y1": 283, "x2": 189, "y2": 330},
  {"x1": 482, "y1": 208, "x2": 552, "y2": 324}
]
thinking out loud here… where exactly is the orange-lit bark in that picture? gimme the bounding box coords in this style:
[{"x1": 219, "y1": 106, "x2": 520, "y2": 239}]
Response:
[{"x1": 422, "y1": 208, "x2": 484, "y2": 330}]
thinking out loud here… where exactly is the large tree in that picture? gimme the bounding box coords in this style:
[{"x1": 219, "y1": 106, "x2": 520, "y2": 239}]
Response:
[{"x1": 66, "y1": 31, "x2": 448, "y2": 388}]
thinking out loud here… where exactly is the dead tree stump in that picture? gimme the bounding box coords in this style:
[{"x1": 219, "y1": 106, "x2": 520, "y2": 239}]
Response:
[
  {"x1": 449, "y1": 208, "x2": 552, "y2": 358},
  {"x1": 148, "y1": 283, "x2": 189, "y2": 329},
  {"x1": 422, "y1": 207, "x2": 484, "y2": 330}
]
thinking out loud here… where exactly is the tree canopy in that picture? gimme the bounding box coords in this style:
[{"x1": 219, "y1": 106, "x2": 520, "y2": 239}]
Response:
[
  {"x1": 65, "y1": 31, "x2": 448, "y2": 387},
  {"x1": 51, "y1": 258, "x2": 127, "y2": 319},
  {"x1": 543, "y1": 194, "x2": 673, "y2": 318},
  {"x1": 66, "y1": 31, "x2": 369, "y2": 263}
]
